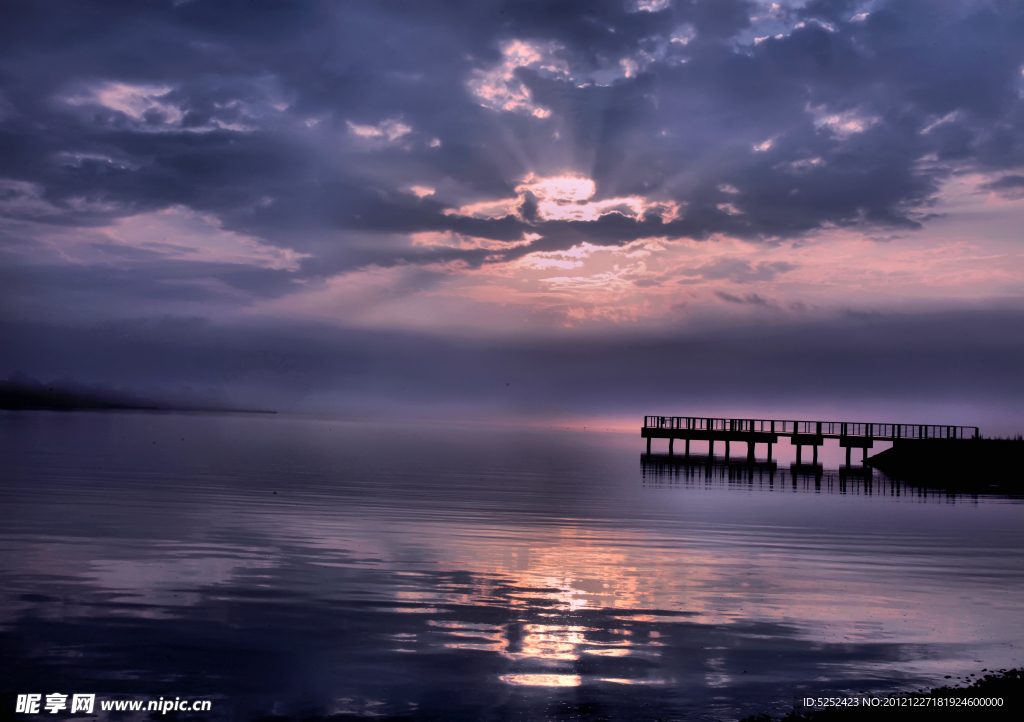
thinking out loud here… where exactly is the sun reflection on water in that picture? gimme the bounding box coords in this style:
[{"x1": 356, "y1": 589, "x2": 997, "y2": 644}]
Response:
[{"x1": 498, "y1": 673, "x2": 582, "y2": 687}]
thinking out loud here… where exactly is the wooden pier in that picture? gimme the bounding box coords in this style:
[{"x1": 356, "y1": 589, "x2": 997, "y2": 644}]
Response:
[{"x1": 642, "y1": 416, "x2": 979, "y2": 468}]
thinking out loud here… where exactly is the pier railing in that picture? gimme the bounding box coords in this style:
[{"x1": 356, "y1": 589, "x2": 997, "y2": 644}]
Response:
[{"x1": 643, "y1": 416, "x2": 978, "y2": 440}]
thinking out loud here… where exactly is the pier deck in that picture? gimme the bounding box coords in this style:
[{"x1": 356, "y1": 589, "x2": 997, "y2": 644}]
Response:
[{"x1": 642, "y1": 415, "x2": 979, "y2": 466}]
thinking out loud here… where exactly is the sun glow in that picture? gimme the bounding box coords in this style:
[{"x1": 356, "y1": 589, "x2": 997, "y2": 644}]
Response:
[{"x1": 445, "y1": 173, "x2": 681, "y2": 223}]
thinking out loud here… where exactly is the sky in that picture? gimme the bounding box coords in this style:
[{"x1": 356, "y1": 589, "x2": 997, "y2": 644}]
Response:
[{"x1": 2, "y1": 0, "x2": 1024, "y2": 429}]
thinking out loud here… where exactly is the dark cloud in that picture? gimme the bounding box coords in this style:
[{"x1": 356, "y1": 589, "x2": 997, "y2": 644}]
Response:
[
  {"x1": 980, "y1": 174, "x2": 1024, "y2": 198},
  {"x1": 983, "y1": 175, "x2": 1024, "y2": 189},
  {"x1": 715, "y1": 290, "x2": 776, "y2": 307},
  {"x1": 688, "y1": 258, "x2": 796, "y2": 283},
  {"x1": 1, "y1": 1, "x2": 1023, "y2": 421},
  {"x1": 0, "y1": 0, "x2": 1021, "y2": 293}
]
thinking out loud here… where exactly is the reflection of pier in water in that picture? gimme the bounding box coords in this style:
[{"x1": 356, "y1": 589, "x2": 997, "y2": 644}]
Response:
[
  {"x1": 642, "y1": 415, "x2": 979, "y2": 470},
  {"x1": 640, "y1": 457, "x2": 960, "y2": 497}
]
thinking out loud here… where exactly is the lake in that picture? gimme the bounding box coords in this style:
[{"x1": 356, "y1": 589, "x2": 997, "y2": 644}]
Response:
[{"x1": 2, "y1": 411, "x2": 1022, "y2": 721}]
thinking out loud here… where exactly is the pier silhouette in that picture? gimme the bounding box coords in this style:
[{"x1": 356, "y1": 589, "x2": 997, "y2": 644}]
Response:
[{"x1": 642, "y1": 415, "x2": 980, "y2": 471}]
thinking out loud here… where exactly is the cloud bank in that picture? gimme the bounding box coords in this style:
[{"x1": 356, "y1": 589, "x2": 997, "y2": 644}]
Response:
[{"x1": 1, "y1": 1, "x2": 1023, "y2": 423}]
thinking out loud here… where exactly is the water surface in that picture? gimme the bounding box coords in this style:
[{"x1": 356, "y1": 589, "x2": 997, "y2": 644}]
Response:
[{"x1": 2, "y1": 412, "x2": 1022, "y2": 721}]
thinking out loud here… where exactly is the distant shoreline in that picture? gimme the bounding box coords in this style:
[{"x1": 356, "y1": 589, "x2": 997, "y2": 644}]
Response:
[
  {"x1": 0, "y1": 404, "x2": 277, "y2": 414},
  {"x1": 0, "y1": 376, "x2": 275, "y2": 415}
]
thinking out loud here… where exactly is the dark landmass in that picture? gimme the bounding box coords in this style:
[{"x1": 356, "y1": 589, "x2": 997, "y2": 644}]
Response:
[
  {"x1": 741, "y1": 668, "x2": 1023, "y2": 721},
  {"x1": 868, "y1": 438, "x2": 1024, "y2": 492},
  {"x1": 0, "y1": 373, "x2": 274, "y2": 414}
]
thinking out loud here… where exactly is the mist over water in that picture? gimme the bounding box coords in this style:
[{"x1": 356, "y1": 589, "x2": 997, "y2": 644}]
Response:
[{"x1": 2, "y1": 412, "x2": 1023, "y2": 721}]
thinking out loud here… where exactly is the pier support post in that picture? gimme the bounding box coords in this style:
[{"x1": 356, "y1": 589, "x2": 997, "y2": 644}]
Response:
[
  {"x1": 647, "y1": 437, "x2": 651, "y2": 455},
  {"x1": 767, "y1": 443, "x2": 772, "y2": 462},
  {"x1": 709, "y1": 439, "x2": 714, "y2": 459},
  {"x1": 796, "y1": 445, "x2": 802, "y2": 465},
  {"x1": 846, "y1": 446, "x2": 851, "y2": 466},
  {"x1": 813, "y1": 445, "x2": 818, "y2": 465},
  {"x1": 669, "y1": 438, "x2": 674, "y2": 456},
  {"x1": 862, "y1": 447, "x2": 867, "y2": 465},
  {"x1": 747, "y1": 441, "x2": 755, "y2": 463},
  {"x1": 725, "y1": 440, "x2": 730, "y2": 461},
  {"x1": 685, "y1": 439, "x2": 690, "y2": 458}
]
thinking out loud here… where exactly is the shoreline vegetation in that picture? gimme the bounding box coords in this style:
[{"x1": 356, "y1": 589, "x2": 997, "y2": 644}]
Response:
[
  {"x1": 0, "y1": 373, "x2": 274, "y2": 414},
  {"x1": 741, "y1": 668, "x2": 1022, "y2": 721}
]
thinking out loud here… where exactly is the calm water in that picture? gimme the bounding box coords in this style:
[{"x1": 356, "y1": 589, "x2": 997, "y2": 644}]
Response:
[{"x1": 2, "y1": 412, "x2": 1023, "y2": 721}]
